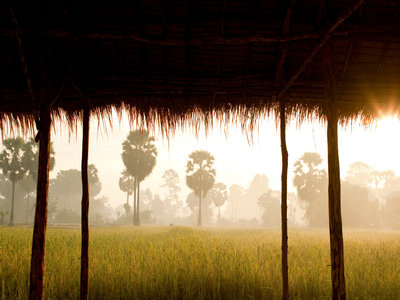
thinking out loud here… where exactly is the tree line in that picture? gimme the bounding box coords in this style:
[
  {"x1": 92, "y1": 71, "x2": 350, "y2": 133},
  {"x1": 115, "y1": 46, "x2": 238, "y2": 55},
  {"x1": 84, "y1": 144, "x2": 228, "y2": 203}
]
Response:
[
  {"x1": 0, "y1": 138, "x2": 55, "y2": 225},
  {"x1": 2, "y1": 133, "x2": 400, "y2": 229}
]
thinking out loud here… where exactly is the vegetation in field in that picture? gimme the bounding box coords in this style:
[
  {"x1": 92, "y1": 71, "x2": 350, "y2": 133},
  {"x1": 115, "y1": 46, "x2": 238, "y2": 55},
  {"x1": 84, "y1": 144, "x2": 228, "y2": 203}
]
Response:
[{"x1": 1, "y1": 227, "x2": 399, "y2": 299}]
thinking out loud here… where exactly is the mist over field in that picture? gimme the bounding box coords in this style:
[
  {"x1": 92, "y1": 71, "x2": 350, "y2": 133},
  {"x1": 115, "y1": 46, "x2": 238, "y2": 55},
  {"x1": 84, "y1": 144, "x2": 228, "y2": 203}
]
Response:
[{"x1": 1, "y1": 116, "x2": 400, "y2": 229}]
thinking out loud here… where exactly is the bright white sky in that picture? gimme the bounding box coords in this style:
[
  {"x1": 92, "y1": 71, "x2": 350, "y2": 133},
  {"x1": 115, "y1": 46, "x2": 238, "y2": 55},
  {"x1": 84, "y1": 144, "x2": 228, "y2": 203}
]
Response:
[{"x1": 49, "y1": 111, "x2": 400, "y2": 209}]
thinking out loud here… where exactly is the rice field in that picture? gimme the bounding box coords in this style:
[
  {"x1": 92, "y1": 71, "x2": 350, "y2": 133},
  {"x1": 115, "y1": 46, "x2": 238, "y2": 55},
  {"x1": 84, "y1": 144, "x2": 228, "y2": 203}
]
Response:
[{"x1": 0, "y1": 226, "x2": 399, "y2": 299}]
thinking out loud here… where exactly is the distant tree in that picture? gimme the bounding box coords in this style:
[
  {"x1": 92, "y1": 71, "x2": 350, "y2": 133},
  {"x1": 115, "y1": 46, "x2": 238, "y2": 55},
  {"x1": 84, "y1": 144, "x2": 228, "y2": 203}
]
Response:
[
  {"x1": 0, "y1": 138, "x2": 28, "y2": 226},
  {"x1": 47, "y1": 196, "x2": 58, "y2": 223},
  {"x1": 121, "y1": 130, "x2": 158, "y2": 225},
  {"x1": 345, "y1": 162, "x2": 374, "y2": 188},
  {"x1": 22, "y1": 137, "x2": 55, "y2": 181},
  {"x1": 19, "y1": 176, "x2": 36, "y2": 224},
  {"x1": 88, "y1": 164, "x2": 102, "y2": 197},
  {"x1": 341, "y1": 181, "x2": 379, "y2": 228},
  {"x1": 293, "y1": 152, "x2": 328, "y2": 227},
  {"x1": 161, "y1": 169, "x2": 181, "y2": 207},
  {"x1": 345, "y1": 161, "x2": 396, "y2": 191},
  {"x1": 209, "y1": 182, "x2": 227, "y2": 223},
  {"x1": 150, "y1": 193, "x2": 165, "y2": 223},
  {"x1": 0, "y1": 173, "x2": 28, "y2": 224},
  {"x1": 186, "y1": 191, "x2": 213, "y2": 225},
  {"x1": 90, "y1": 196, "x2": 112, "y2": 224},
  {"x1": 49, "y1": 164, "x2": 102, "y2": 217},
  {"x1": 186, "y1": 150, "x2": 216, "y2": 226},
  {"x1": 119, "y1": 169, "x2": 134, "y2": 222},
  {"x1": 227, "y1": 184, "x2": 244, "y2": 221},
  {"x1": 0, "y1": 211, "x2": 8, "y2": 224},
  {"x1": 21, "y1": 138, "x2": 55, "y2": 224},
  {"x1": 240, "y1": 174, "x2": 269, "y2": 220},
  {"x1": 245, "y1": 174, "x2": 270, "y2": 199},
  {"x1": 257, "y1": 191, "x2": 280, "y2": 227}
]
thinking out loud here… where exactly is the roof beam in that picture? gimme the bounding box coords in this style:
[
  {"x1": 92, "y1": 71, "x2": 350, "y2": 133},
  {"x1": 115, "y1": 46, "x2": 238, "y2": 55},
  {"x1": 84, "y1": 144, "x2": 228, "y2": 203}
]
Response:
[
  {"x1": 213, "y1": 0, "x2": 227, "y2": 102},
  {"x1": 339, "y1": 42, "x2": 353, "y2": 86},
  {"x1": 9, "y1": 6, "x2": 36, "y2": 109},
  {"x1": 274, "y1": 2, "x2": 293, "y2": 87},
  {"x1": 315, "y1": 0, "x2": 326, "y2": 28},
  {"x1": 2, "y1": 26, "x2": 400, "y2": 45},
  {"x1": 276, "y1": 0, "x2": 365, "y2": 100}
]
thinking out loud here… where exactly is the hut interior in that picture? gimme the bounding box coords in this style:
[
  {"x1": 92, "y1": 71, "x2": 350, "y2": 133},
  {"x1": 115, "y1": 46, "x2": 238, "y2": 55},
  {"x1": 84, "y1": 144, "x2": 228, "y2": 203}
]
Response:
[
  {"x1": 1, "y1": 0, "x2": 400, "y2": 299},
  {"x1": 1, "y1": 0, "x2": 400, "y2": 127}
]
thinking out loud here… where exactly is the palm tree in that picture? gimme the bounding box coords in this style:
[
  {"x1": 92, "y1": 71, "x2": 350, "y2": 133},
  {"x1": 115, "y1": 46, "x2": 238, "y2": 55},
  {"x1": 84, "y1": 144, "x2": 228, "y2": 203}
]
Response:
[
  {"x1": 121, "y1": 130, "x2": 157, "y2": 225},
  {"x1": 22, "y1": 138, "x2": 55, "y2": 181},
  {"x1": 119, "y1": 169, "x2": 134, "y2": 222},
  {"x1": 293, "y1": 152, "x2": 327, "y2": 227},
  {"x1": 186, "y1": 150, "x2": 216, "y2": 226},
  {"x1": 0, "y1": 138, "x2": 28, "y2": 226},
  {"x1": 209, "y1": 182, "x2": 227, "y2": 223}
]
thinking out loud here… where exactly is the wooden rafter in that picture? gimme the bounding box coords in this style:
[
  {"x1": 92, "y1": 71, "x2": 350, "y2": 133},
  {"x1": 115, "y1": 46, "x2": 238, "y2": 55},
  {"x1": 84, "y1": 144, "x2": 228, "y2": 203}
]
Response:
[
  {"x1": 339, "y1": 42, "x2": 353, "y2": 85},
  {"x1": 213, "y1": 0, "x2": 227, "y2": 102},
  {"x1": 185, "y1": 0, "x2": 193, "y2": 102},
  {"x1": 9, "y1": 6, "x2": 37, "y2": 118},
  {"x1": 5, "y1": 26, "x2": 399, "y2": 44},
  {"x1": 372, "y1": 43, "x2": 389, "y2": 83},
  {"x1": 315, "y1": 0, "x2": 326, "y2": 27},
  {"x1": 162, "y1": 0, "x2": 170, "y2": 97},
  {"x1": 274, "y1": 3, "x2": 293, "y2": 87},
  {"x1": 276, "y1": 0, "x2": 365, "y2": 101},
  {"x1": 241, "y1": 0, "x2": 258, "y2": 101}
]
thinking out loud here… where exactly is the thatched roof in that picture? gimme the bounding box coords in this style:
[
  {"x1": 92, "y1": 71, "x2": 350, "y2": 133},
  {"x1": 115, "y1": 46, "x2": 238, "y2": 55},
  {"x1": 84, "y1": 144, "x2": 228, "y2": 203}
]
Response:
[{"x1": 1, "y1": 0, "x2": 400, "y2": 131}]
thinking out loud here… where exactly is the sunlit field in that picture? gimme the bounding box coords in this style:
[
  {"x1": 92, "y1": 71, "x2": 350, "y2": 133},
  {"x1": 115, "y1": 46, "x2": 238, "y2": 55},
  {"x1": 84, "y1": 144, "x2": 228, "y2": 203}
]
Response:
[{"x1": 1, "y1": 227, "x2": 399, "y2": 299}]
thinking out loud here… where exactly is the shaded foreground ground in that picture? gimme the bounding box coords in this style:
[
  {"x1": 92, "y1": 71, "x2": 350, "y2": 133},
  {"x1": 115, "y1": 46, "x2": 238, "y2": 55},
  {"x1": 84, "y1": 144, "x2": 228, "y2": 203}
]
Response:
[{"x1": 0, "y1": 226, "x2": 399, "y2": 299}]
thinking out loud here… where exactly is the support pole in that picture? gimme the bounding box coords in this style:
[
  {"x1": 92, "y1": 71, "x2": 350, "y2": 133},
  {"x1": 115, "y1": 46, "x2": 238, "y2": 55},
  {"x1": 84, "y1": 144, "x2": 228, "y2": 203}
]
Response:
[
  {"x1": 280, "y1": 99, "x2": 289, "y2": 300},
  {"x1": 29, "y1": 108, "x2": 51, "y2": 300},
  {"x1": 323, "y1": 44, "x2": 346, "y2": 300},
  {"x1": 80, "y1": 106, "x2": 90, "y2": 300},
  {"x1": 275, "y1": 2, "x2": 294, "y2": 297}
]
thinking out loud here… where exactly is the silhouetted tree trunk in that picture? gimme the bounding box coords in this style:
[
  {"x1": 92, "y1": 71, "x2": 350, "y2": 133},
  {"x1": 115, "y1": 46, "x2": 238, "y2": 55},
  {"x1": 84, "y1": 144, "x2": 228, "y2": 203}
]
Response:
[
  {"x1": 29, "y1": 107, "x2": 51, "y2": 300},
  {"x1": 80, "y1": 107, "x2": 90, "y2": 300},
  {"x1": 9, "y1": 180, "x2": 15, "y2": 226},
  {"x1": 324, "y1": 44, "x2": 346, "y2": 300},
  {"x1": 197, "y1": 191, "x2": 202, "y2": 227},
  {"x1": 133, "y1": 179, "x2": 137, "y2": 225},
  {"x1": 280, "y1": 100, "x2": 289, "y2": 300},
  {"x1": 137, "y1": 181, "x2": 140, "y2": 226},
  {"x1": 125, "y1": 191, "x2": 129, "y2": 223}
]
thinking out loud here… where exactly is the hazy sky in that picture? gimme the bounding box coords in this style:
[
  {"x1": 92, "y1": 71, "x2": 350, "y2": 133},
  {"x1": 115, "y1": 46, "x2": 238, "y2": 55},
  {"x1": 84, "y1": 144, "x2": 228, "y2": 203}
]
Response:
[{"x1": 48, "y1": 111, "x2": 400, "y2": 209}]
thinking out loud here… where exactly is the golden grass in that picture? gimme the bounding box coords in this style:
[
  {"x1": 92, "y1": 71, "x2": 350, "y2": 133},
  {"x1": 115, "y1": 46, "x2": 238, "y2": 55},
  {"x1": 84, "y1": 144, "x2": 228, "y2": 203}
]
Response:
[{"x1": 0, "y1": 226, "x2": 399, "y2": 299}]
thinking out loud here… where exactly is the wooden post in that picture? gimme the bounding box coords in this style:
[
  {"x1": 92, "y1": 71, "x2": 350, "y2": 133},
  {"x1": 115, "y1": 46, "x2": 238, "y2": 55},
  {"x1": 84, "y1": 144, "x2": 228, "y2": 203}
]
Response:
[
  {"x1": 80, "y1": 106, "x2": 90, "y2": 300},
  {"x1": 275, "y1": 2, "x2": 293, "y2": 297},
  {"x1": 29, "y1": 107, "x2": 51, "y2": 300},
  {"x1": 280, "y1": 99, "x2": 289, "y2": 300},
  {"x1": 323, "y1": 44, "x2": 346, "y2": 300}
]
